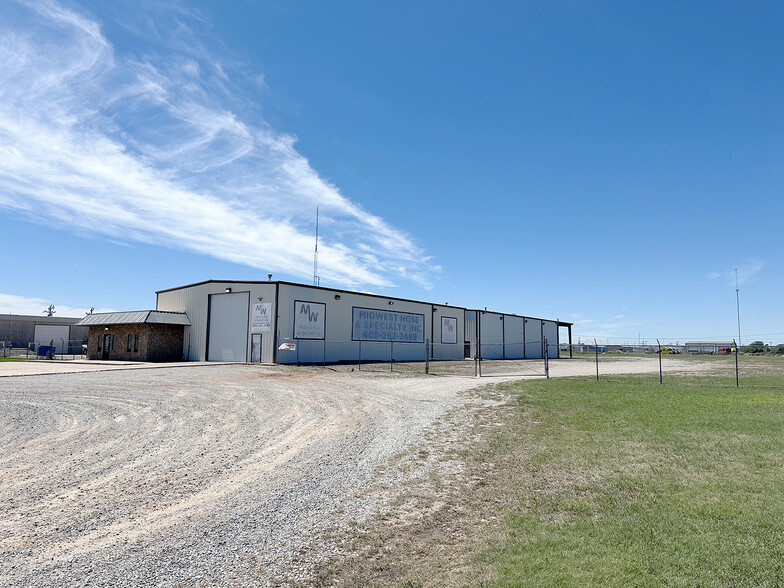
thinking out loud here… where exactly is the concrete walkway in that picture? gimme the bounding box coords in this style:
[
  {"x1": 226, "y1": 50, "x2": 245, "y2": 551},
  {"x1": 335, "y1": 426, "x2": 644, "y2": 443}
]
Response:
[{"x1": 0, "y1": 359, "x2": 212, "y2": 377}]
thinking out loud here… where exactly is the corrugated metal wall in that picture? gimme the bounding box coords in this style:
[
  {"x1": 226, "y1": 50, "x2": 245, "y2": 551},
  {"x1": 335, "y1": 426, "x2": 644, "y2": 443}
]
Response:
[
  {"x1": 275, "y1": 284, "x2": 464, "y2": 364},
  {"x1": 156, "y1": 282, "x2": 277, "y2": 362},
  {"x1": 504, "y1": 316, "x2": 524, "y2": 359},
  {"x1": 479, "y1": 311, "x2": 505, "y2": 359},
  {"x1": 524, "y1": 317, "x2": 543, "y2": 359},
  {"x1": 464, "y1": 310, "x2": 477, "y2": 359},
  {"x1": 542, "y1": 320, "x2": 559, "y2": 359}
]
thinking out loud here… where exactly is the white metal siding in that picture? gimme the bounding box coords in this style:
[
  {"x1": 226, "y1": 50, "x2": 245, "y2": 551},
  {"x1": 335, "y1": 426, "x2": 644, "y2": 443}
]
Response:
[
  {"x1": 157, "y1": 282, "x2": 277, "y2": 362},
  {"x1": 524, "y1": 318, "x2": 543, "y2": 359},
  {"x1": 273, "y1": 284, "x2": 464, "y2": 364},
  {"x1": 207, "y1": 292, "x2": 250, "y2": 362},
  {"x1": 504, "y1": 316, "x2": 524, "y2": 359},
  {"x1": 479, "y1": 312, "x2": 504, "y2": 359},
  {"x1": 542, "y1": 320, "x2": 558, "y2": 359},
  {"x1": 432, "y1": 306, "x2": 463, "y2": 360},
  {"x1": 464, "y1": 311, "x2": 477, "y2": 358},
  {"x1": 155, "y1": 280, "x2": 561, "y2": 365}
]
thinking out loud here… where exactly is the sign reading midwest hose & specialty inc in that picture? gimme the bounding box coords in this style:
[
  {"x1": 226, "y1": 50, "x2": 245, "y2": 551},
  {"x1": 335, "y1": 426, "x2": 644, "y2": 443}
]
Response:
[
  {"x1": 294, "y1": 300, "x2": 326, "y2": 339},
  {"x1": 352, "y1": 307, "x2": 425, "y2": 343}
]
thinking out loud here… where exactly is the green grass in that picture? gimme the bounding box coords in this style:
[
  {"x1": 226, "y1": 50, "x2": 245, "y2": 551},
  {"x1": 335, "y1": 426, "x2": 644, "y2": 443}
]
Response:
[
  {"x1": 478, "y1": 377, "x2": 784, "y2": 587},
  {"x1": 0, "y1": 357, "x2": 34, "y2": 361}
]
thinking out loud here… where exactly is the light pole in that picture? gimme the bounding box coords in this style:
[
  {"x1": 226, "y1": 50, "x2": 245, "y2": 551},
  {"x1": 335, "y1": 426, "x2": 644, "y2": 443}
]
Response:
[{"x1": 735, "y1": 268, "x2": 742, "y2": 347}]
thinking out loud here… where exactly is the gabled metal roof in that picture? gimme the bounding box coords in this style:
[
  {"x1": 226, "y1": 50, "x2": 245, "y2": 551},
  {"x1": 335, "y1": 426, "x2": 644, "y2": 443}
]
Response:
[{"x1": 76, "y1": 311, "x2": 190, "y2": 326}]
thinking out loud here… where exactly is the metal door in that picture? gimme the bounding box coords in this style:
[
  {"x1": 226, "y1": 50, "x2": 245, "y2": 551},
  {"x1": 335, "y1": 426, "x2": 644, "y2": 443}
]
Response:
[
  {"x1": 251, "y1": 334, "x2": 261, "y2": 363},
  {"x1": 207, "y1": 292, "x2": 250, "y2": 362}
]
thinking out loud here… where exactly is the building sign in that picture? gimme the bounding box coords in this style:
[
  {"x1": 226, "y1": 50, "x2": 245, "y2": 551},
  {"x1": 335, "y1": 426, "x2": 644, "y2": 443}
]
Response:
[
  {"x1": 441, "y1": 316, "x2": 458, "y2": 344},
  {"x1": 251, "y1": 302, "x2": 272, "y2": 333},
  {"x1": 352, "y1": 307, "x2": 425, "y2": 343},
  {"x1": 294, "y1": 300, "x2": 325, "y2": 340}
]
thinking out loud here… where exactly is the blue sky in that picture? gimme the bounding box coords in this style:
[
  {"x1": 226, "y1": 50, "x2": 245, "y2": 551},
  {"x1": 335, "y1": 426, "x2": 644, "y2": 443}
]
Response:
[{"x1": 1, "y1": 0, "x2": 781, "y2": 344}]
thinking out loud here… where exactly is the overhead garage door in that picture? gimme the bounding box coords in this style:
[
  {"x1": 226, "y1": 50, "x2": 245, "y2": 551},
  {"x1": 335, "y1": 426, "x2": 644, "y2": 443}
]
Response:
[
  {"x1": 34, "y1": 325, "x2": 70, "y2": 354},
  {"x1": 207, "y1": 292, "x2": 249, "y2": 361}
]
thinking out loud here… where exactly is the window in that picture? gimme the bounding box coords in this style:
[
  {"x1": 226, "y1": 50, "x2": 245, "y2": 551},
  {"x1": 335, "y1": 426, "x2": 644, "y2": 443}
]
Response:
[
  {"x1": 111, "y1": 335, "x2": 115, "y2": 351},
  {"x1": 134, "y1": 334, "x2": 139, "y2": 352},
  {"x1": 127, "y1": 334, "x2": 132, "y2": 352}
]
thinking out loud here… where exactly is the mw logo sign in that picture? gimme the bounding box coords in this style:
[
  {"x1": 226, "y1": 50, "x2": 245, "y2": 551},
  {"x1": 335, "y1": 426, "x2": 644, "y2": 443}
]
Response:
[
  {"x1": 441, "y1": 316, "x2": 458, "y2": 344},
  {"x1": 251, "y1": 302, "x2": 272, "y2": 333},
  {"x1": 294, "y1": 300, "x2": 326, "y2": 340}
]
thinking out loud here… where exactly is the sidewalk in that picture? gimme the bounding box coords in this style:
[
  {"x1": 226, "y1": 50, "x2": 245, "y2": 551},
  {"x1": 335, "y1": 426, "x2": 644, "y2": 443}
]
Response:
[{"x1": 0, "y1": 359, "x2": 206, "y2": 377}]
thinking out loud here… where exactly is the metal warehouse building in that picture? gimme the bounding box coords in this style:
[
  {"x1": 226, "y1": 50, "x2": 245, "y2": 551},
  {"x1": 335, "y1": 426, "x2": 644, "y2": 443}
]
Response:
[{"x1": 79, "y1": 279, "x2": 572, "y2": 363}]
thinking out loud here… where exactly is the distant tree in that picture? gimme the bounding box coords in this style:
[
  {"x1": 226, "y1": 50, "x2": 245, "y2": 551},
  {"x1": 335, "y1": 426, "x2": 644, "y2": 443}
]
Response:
[{"x1": 743, "y1": 341, "x2": 766, "y2": 354}]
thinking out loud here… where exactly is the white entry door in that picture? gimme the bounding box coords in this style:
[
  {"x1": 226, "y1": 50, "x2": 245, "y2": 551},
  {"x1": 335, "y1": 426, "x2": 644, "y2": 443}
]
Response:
[{"x1": 251, "y1": 334, "x2": 261, "y2": 363}]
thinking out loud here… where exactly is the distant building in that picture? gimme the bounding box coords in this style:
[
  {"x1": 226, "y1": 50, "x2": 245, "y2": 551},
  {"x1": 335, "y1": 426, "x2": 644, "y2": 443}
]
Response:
[
  {"x1": 684, "y1": 341, "x2": 734, "y2": 354},
  {"x1": 0, "y1": 314, "x2": 88, "y2": 351}
]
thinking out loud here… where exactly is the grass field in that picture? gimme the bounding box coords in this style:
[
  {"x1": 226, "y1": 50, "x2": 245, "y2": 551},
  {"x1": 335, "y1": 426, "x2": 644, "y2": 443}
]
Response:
[
  {"x1": 479, "y1": 377, "x2": 784, "y2": 587},
  {"x1": 321, "y1": 369, "x2": 784, "y2": 587}
]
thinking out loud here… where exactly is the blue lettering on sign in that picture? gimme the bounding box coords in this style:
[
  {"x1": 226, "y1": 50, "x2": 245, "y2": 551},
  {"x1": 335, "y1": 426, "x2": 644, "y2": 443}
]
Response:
[{"x1": 352, "y1": 307, "x2": 424, "y2": 342}]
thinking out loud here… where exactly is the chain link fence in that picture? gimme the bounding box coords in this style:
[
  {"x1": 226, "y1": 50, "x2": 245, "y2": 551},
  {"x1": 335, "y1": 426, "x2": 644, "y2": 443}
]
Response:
[
  {"x1": 561, "y1": 341, "x2": 784, "y2": 388},
  {"x1": 0, "y1": 339, "x2": 88, "y2": 360},
  {"x1": 273, "y1": 336, "x2": 559, "y2": 377}
]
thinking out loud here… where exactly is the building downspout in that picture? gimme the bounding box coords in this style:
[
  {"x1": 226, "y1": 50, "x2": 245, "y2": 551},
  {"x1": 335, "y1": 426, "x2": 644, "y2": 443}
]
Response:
[{"x1": 272, "y1": 281, "x2": 280, "y2": 364}]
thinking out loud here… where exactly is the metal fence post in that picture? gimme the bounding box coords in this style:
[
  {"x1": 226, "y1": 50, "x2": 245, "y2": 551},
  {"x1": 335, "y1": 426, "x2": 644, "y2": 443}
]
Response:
[
  {"x1": 594, "y1": 338, "x2": 599, "y2": 382},
  {"x1": 734, "y1": 339, "x2": 739, "y2": 388},
  {"x1": 544, "y1": 338, "x2": 549, "y2": 379},
  {"x1": 657, "y1": 339, "x2": 663, "y2": 384},
  {"x1": 358, "y1": 340, "x2": 362, "y2": 371},
  {"x1": 425, "y1": 339, "x2": 430, "y2": 374},
  {"x1": 323, "y1": 338, "x2": 327, "y2": 368},
  {"x1": 390, "y1": 341, "x2": 394, "y2": 372}
]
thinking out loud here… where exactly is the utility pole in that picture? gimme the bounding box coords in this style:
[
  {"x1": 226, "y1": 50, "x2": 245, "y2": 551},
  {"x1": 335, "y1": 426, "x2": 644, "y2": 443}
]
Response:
[{"x1": 735, "y1": 268, "x2": 742, "y2": 347}]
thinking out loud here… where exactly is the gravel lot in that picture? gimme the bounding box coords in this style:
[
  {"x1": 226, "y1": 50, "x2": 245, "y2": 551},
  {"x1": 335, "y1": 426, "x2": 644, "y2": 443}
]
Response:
[
  {"x1": 0, "y1": 357, "x2": 692, "y2": 586},
  {"x1": 0, "y1": 364, "x2": 491, "y2": 587}
]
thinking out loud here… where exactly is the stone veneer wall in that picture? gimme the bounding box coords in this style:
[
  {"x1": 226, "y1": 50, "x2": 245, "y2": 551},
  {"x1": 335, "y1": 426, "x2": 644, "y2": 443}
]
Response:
[{"x1": 87, "y1": 324, "x2": 184, "y2": 362}]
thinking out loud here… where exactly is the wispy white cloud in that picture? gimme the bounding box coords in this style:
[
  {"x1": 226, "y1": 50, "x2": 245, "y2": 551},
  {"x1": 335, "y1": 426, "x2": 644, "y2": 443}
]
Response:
[
  {"x1": 0, "y1": 0, "x2": 437, "y2": 289},
  {"x1": 0, "y1": 293, "x2": 115, "y2": 317},
  {"x1": 707, "y1": 261, "x2": 765, "y2": 288}
]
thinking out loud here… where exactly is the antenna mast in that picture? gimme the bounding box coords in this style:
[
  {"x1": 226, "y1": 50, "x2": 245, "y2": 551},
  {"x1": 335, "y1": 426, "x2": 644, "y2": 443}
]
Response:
[
  {"x1": 313, "y1": 206, "x2": 319, "y2": 286},
  {"x1": 735, "y1": 268, "x2": 741, "y2": 346}
]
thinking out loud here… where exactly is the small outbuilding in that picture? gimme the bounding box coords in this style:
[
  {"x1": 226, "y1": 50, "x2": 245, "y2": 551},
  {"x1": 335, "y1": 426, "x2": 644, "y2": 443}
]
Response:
[{"x1": 77, "y1": 311, "x2": 190, "y2": 362}]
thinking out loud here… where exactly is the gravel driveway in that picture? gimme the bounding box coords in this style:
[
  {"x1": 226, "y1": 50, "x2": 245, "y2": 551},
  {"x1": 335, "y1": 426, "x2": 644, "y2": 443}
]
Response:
[
  {"x1": 0, "y1": 364, "x2": 489, "y2": 587},
  {"x1": 0, "y1": 357, "x2": 690, "y2": 586}
]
